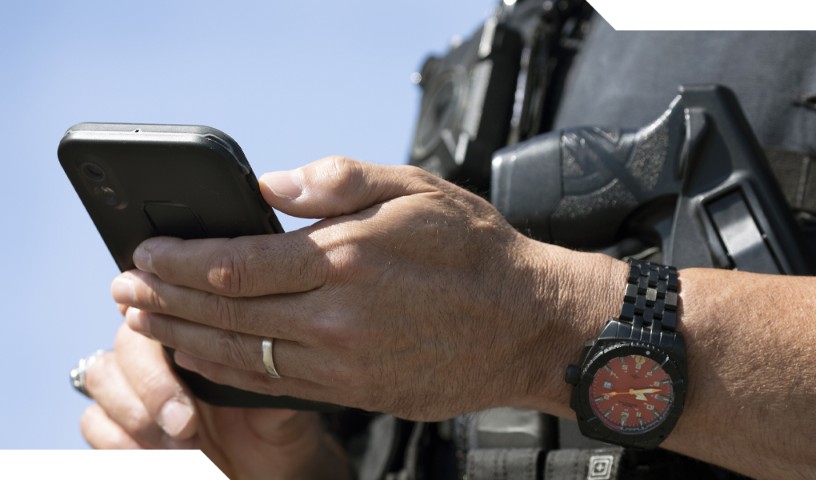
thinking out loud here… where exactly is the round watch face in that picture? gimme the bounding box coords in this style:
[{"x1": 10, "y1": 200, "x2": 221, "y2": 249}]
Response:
[{"x1": 588, "y1": 353, "x2": 674, "y2": 434}]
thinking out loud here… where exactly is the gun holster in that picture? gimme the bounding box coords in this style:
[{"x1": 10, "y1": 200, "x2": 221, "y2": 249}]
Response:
[{"x1": 491, "y1": 84, "x2": 816, "y2": 274}]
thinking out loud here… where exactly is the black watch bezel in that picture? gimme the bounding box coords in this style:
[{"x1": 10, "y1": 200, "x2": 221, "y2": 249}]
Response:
[{"x1": 569, "y1": 338, "x2": 687, "y2": 449}]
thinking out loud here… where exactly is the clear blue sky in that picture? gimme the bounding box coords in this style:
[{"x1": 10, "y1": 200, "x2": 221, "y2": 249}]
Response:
[{"x1": 0, "y1": 0, "x2": 496, "y2": 449}]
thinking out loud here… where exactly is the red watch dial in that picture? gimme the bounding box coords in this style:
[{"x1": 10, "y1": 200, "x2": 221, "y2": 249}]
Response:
[{"x1": 588, "y1": 354, "x2": 674, "y2": 434}]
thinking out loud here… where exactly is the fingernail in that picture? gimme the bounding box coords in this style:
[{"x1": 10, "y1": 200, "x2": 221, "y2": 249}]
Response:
[
  {"x1": 125, "y1": 307, "x2": 151, "y2": 337},
  {"x1": 260, "y1": 170, "x2": 302, "y2": 199},
  {"x1": 157, "y1": 398, "x2": 194, "y2": 438},
  {"x1": 111, "y1": 275, "x2": 135, "y2": 303},
  {"x1": 133, "y1": 244, "x2": 153, "y2": 272}
]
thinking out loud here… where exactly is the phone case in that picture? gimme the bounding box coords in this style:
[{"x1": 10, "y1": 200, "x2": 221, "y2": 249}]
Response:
[{"x1": 59, "y1": 123, "x2": 340, "y2": 411}]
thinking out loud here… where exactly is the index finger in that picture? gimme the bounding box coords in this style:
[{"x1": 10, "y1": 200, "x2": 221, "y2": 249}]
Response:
[{"x1": 133, "y1": 231, "x2": 329, "y2": 297}]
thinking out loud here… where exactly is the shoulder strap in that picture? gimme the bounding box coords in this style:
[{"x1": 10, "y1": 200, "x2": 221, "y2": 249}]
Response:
[{"x1": 467, "y1": 448, "x2": 543, "y2": 480}]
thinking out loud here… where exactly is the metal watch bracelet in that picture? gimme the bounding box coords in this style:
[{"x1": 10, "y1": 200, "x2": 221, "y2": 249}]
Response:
[{"x1": 619, "y1": 259, "x2": 679, "y2": 333}]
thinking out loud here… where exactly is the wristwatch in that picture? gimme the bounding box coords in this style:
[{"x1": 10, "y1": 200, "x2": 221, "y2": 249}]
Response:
[{"x1": 565, "y1": 258, "x2": 688, "y2": 449}]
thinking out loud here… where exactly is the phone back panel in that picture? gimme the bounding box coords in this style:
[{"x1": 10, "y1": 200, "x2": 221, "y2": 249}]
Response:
[
  {"x1": 58, "y1": 123, "x2": 282, "y2": 271},
  {"x1": 58, "y1": 123, "x2": 339, "y2": 411}
]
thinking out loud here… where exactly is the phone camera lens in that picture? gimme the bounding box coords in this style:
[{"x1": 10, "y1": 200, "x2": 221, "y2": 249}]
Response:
[{"x1": 81, "y1": 162, "x2": 106, "y2": 182}]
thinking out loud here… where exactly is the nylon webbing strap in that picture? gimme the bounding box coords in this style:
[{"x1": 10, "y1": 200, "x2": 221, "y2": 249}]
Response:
[
  {"x1": 544, "y1": 448, "x2": 624, "y2": 480},
  {"x1": 466, "y1": 448, "x2": 542, "y2": 480}
]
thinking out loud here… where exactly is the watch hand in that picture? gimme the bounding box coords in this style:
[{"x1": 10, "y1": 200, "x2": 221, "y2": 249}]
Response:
[
  {"x1": 629, "y1": 388, "x2": 661, "y2": 395},
  {"x1": 607, "y1": 388, "x2": 662, "y2": 398},
  {"x1": 629, "y1": 388, "x2": 661, "y2": 401}
]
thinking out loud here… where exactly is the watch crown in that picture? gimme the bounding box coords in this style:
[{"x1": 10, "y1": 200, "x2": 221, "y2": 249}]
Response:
[{"x1": 565, "y1": 364, "x2": 581, "y2": 385}]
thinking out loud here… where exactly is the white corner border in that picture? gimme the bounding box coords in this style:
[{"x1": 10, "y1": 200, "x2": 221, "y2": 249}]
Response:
[
  {"x1": 0, "y1": 450, "x2": 228, "y2": 479},
  {"x1": 587, "y1": 0, "x2": 816, "y2": 31}
]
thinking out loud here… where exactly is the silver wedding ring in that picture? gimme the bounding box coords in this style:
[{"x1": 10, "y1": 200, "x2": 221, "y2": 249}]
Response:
[
  {"x1": 262, "y1": 338, "x2": 281, "y2": 379},
  {"x1": 70, "y1": 349, "x2": 107, "y2": 398}
]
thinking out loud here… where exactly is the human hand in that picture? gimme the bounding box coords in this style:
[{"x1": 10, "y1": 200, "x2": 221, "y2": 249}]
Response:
[
  {"x1": 80, "y1": 323, "x2": 348, "y2": 480},
  {"x1": 111, "y1": 157, "x2": 585, "y2": 420}
]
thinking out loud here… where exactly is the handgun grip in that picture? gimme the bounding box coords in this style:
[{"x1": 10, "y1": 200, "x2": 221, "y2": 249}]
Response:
[
  {"x1": 492, "y1": 121, "x2": 679, "y2": 248},
  {"x1": 492, "y1": 85, "x2": 814, "y2": 274}
]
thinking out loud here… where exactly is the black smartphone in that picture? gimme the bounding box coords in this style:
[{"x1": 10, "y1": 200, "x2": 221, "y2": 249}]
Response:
[{"x1": 59, "y1": 122, "x2": 337, "y2": 410}]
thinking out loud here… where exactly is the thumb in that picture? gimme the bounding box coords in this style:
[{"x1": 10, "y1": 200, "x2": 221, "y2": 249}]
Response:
[{"x1": 258, "y1": 156, "x2": 437, "y2": 219}]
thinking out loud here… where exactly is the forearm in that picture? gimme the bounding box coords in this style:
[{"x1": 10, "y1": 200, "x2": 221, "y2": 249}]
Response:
[
  {"x1": 515, "y1": 238, "x2": 816, "y2": 479},
  {"x1": 667, "y1": 267, "x2": 816, "y2": 479},
  {"x1": 509, "y1": 242, "x2": 624, "y2": 418}
]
